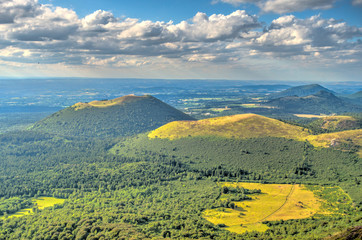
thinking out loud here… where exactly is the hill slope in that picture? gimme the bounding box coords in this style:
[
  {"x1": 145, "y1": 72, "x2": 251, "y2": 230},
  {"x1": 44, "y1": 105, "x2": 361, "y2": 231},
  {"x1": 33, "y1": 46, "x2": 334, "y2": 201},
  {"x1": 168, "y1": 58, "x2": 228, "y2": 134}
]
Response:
[
  {"x1": 306, "y1": 129, "x2": 362, "y2": 157},
  {"x1": 30, "y1": 95, "x2": 195, "y2": 137},
  {"x1": 344, "y1": 90, "x2": 362, "y2": 105},
  {"x1": 148, "y1": 113, "x2": 309, "y2": 140},
  {"x1": 266, "y1": 91, "x2": 362, "y2": 114},
  {"x1": 347, "y1": 91, "x2": 362, "y2": 99},
  {"x1": 268, "y1": 84, "x2": 334, "y2": 99},
  {"x1": 308, "y1": 116, "x2": 361, "y2": 132}
]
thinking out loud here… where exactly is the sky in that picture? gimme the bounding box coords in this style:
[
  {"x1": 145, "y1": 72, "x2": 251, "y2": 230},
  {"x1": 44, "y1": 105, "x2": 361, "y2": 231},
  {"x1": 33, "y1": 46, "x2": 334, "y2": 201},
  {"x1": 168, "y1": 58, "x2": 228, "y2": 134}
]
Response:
[{"x1": 0, "y1": 0, "x2": 361, "y2": 81}]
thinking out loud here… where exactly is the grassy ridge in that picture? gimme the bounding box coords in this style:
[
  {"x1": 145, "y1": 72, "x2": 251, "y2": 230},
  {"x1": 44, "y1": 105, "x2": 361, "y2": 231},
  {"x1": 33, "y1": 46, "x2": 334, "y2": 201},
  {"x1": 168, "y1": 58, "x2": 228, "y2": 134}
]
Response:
[
  {"x1": 149, "y1": 114, "x2": 309, "y2": 140},
  {"x1": 73, "y1": 95, "x2": 143, "y2": 110},
  {"x1": 148, "y1": 113, "x2": 361, "y2": 157}
]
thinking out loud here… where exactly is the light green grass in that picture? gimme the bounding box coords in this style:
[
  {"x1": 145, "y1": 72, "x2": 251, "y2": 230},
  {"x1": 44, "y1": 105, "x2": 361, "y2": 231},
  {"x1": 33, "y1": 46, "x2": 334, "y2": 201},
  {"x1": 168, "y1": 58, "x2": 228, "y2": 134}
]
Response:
[{"x1": 1, "y1": 197, "x2": 65, "y2": 220}]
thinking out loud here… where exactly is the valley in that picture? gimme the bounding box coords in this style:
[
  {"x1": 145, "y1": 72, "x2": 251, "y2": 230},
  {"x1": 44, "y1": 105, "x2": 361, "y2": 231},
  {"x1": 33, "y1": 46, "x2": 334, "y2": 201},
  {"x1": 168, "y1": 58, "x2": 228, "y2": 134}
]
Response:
[{"x1": 0, "y1": 81, "x2": 361, "y2": 239}]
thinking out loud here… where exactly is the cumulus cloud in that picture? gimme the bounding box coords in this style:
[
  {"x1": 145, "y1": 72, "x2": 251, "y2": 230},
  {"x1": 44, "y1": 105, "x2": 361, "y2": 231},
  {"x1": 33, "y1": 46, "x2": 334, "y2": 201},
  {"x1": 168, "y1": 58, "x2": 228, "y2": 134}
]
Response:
[
  {"x1": 249, "y1": 15, "x2": 362, "y2": 62},
  {"x1": 262, "y1": 0, "x2": 336, "y2": 14},
  {"x1": 0, "y1": 0, "x2": 360, "y2": 75},
  {"x1": 7, "y1": 4, "x2": 79, "y2": 41},
  {"x1": 352, "y1": 0, "x2": 362, "y2": 6},
  {"x1": 215, "y1": 0, "x2": 336, "y2": 14},
  {"x1": 0, "y1": 0, "x2": 41, "y2": 24}
]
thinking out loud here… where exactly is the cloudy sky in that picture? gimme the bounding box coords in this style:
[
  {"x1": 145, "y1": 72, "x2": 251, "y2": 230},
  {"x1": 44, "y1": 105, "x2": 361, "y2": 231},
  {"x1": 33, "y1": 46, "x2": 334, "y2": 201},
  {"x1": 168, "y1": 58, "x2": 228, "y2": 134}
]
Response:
[{"x1": 0, "y1": 0, "x2": 361, "y2": 81}]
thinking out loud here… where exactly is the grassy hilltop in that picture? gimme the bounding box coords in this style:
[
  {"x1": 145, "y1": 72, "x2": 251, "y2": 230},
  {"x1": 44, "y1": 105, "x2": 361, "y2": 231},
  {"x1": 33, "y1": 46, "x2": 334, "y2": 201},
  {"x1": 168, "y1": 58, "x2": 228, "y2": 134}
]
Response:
[
  {"x1": 148, "y1": 113, "x2": 362, "y2": 155},
  {"x1": 148, "y1": 114, "x2": 310, "y2": 140}
]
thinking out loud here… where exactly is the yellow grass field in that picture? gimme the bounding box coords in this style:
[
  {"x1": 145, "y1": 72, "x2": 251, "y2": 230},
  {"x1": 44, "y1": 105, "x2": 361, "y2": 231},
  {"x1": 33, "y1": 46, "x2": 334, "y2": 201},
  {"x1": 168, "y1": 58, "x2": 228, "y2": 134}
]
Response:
[
  {"x1": 294, "y1": 114, "x2": 327, "y2": 118},
  {"x1": 148, "y1": 114, "x2": 309, "y2": 140},
  {"x1": 202, "y1": 183, "x2": 324, "y2": 234},
  {"x1": 1, "y1": 197, "x2": 65, "y2": 219},
  {"x1": 241, "y1": 104, "x2": 275, "y2": 109}
]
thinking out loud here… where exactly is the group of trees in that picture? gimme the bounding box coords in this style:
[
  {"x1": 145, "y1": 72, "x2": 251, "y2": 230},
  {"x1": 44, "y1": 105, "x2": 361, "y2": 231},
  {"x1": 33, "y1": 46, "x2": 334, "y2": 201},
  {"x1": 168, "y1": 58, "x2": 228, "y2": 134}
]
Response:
[{"x1": 0, "y1": 130, "x2": 361, "y2": 239}]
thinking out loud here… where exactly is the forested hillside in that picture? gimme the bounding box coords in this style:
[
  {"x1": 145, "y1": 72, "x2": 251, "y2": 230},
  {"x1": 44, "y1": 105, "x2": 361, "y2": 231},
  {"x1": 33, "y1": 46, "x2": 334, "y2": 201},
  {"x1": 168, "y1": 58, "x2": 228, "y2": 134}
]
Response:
[
  {"x1": 30, "y1": 95, "x2": 194, "y2": 138},
  {"x1": 0, "y1": 130, "x2": 361, "y2": 239},
  {"x1": 0, "y1": 108, "x2": 361, "y2": 239}
]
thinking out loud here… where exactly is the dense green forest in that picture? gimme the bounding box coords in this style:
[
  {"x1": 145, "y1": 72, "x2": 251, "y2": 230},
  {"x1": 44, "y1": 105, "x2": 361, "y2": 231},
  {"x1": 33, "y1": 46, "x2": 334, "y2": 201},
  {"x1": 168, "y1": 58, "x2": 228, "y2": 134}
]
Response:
[
  {"x1": 30, "y1": 95, "x2": 194, "y2": 138},
  {"x1": 0, "y1": 128, "x2": 361, "y2": 239},
  {"x1": 112, "y1": 134, "x2": 362, "y2": 202}
]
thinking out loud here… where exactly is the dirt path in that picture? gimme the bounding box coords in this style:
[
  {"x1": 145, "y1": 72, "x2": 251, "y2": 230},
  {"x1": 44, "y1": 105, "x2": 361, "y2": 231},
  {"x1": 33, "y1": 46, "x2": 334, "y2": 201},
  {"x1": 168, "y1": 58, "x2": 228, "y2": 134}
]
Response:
[{"x1": 258, "y1": 185, "x2": 295, "y2": 223}]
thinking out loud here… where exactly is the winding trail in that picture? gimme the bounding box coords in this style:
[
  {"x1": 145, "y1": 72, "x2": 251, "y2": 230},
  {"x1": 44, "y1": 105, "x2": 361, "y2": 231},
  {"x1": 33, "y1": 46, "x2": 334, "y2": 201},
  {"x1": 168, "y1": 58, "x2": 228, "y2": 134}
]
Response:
[{"x1": 258, "y1": 185, "x2": 296, "y2": 223}]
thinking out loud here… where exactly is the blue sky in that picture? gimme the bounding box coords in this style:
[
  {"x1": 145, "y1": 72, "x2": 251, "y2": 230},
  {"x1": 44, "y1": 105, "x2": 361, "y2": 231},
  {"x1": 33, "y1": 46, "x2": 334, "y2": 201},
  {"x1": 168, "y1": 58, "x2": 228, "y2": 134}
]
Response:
[
  {"x1": 40, "y1": 0, "x2": 361, "y2": 26},
  {"x1": 0, "y1": 0, "x2": 361, "y2": 81}
]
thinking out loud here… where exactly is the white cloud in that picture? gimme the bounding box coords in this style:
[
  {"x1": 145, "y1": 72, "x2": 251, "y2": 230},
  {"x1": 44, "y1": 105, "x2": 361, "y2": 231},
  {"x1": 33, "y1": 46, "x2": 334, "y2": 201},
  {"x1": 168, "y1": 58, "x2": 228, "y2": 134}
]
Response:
[
  {"x1": 247, "y1": 15, "x2": 362, "y2": 69},
  {"x1": 8, "y1": 5, "x2": 79, "y2": 41},
  {"x1": 0, "y1": 0, "x2": 41, "y2": 24},
  {"x1": 262, "y1": 0, "x2": 336, "y2": 14},
  {"x1": 0, "y1": 0, "x2": 361, "y2": 80},
  {"x1": 352, "y1": 0, "x2": 362, "y2": 6},
  {"x1": 214, "y1": 0, "x2": 336, "y2": 14}
]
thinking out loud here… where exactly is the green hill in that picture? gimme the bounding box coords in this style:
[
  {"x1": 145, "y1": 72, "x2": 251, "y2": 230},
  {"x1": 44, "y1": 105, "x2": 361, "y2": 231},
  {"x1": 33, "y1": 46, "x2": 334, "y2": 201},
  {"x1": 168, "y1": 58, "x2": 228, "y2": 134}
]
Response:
[
  {"x1": 266, "y1": 91, "x2": 362, "y2": 114},
  {"x1": 111, "y1": 113, "x2": 361, "y2": 202},
  {"x1": 30, "y1": 95, "x2": 195, "y2": 137}
]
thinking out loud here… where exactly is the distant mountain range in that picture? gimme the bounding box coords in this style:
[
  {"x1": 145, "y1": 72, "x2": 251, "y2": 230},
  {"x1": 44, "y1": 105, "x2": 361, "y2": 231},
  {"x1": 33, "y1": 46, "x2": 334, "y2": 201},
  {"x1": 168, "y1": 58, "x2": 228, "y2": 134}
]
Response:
[
  {"x1": 266, "y1": 90, "x2": 362, "y2": 114},
  {"x1": 268, "y1": 84, "x2": 334, "y2": 99},
  {"x1": 30, "y1": 95, "x2": 194, "y2": 138}
]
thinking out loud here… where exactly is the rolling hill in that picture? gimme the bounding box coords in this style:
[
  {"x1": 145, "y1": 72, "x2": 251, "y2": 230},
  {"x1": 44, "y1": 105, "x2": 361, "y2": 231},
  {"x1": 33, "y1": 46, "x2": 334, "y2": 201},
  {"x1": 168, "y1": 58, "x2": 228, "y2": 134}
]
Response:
[
  {"x1": 268, "y1": 84, "x2": 334, "y2": 99},
  {"x1": 30, "y1": 95, "x2": 195, "y2": 137},
  {"x1": 112, "y1": 113, "x2": 361, "y2": 202},
  {"x1": 148, "y1": 113, "x2": 309, "y2": 140},
  {"x1": 147, "y1": 113, "x2": 361, "y2": 156},
  {"x1": 265, "y1": 91, "x2": 362, "y2": 114}
]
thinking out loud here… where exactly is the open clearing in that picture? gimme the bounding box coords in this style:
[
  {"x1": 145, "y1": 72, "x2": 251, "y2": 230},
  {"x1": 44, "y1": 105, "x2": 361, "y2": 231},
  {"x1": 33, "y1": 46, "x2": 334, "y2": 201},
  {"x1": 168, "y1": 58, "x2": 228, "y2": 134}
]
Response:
[
  {"x1": 294, "y1": 114, "x2": 327, "y2": 118},
  {"x1": 203, "y1": 183, "x2": 325, "y2": 234},
  {"x1": 1, "y1": 197, "x2": 65, "y2": 219}
]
